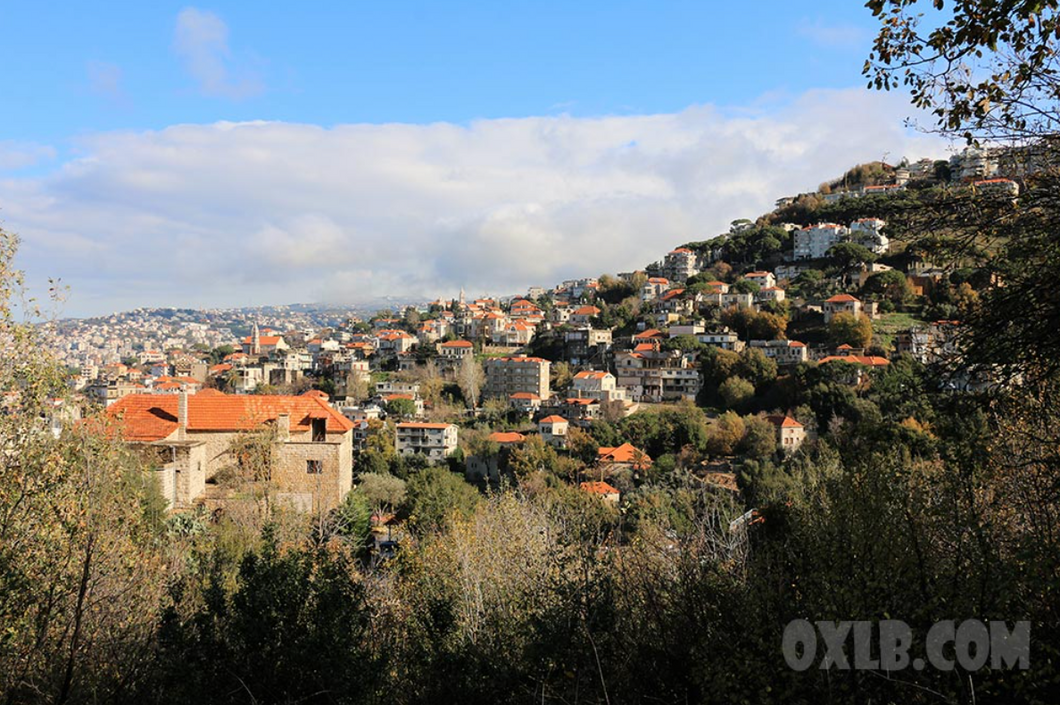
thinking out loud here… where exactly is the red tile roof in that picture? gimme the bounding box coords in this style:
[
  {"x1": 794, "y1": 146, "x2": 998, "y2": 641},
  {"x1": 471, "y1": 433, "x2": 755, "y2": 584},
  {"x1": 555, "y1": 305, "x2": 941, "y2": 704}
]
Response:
[
  {"x1": 106, "y1": 392, "x2": 354, "y2": 442},
  {"x1": 826, "y1": 294, "x2": 860, "y2": 303},
  {"x1": 440, "y1": 339, "x2": 473, "y2": 348},
  {"x1": 598, "y1": 442, "x2": 652, "y2": 467},
  {"x1": 488, "y1": 431, "x2": 526, "y2": 444},
  {"x1": 819, "y1": 355, "x2": 891, "y2": 367},
  {"x1": 539, "y1": 415, "x2": 568, "y2": 424},
  {"x1": 766, "y1": 414, "x2": 803, "y2": 429},
  {"x1": 580, "y1": 481, "x2": 619, "y2": 496}
]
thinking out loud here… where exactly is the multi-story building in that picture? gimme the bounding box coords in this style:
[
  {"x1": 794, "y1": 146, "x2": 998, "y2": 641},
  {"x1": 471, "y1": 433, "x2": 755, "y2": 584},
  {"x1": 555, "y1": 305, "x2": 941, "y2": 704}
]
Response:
[
  {"x1": 823, "y1": 294, "x2": 863, "y2": 323},
  {"x1": 106, "y1": 390, "x2": 354, "y2": 512},
  {"x1": 538, "y1": 415, "x2": 569, "y2": 448},
  {"x1": 394, "y1": 422, "x2": 458, "y2": 461},
  {"x1": 614, "y1": 349, "x2": 701, "y2": 403},
  {"x1": 662, "y1": 248, "x2": 698, "y2": 283},
  {"x1": 484, "y1": 355, "x2": 550, "y2": 401},
  {"x1": 748, "y1": 339, "x2": 809, "y2": 366},
  {"x1": 849, "y1": 218, "x2": 890, "y2": 255},
  {"x1": 695, "y1": 328, "x2": 744, "y2": 351},
  {"x1": 641, "y1": 277, "x2": 670, "y2": 301},
  {"x1": 571, "y1": 370, "x2": 625, "y2": 402},
  {"x1": 437, "y1": 339, "x2": 474, "y2": 359},
  {"x1": 744, "y1": 271, "x2": 776, "y2": 289},
  {"x1": 86, "y1": 379, "x2": 145, "y2": 407},
  {"x1": 794, "y1": 223, "x2": 847, "y2": 260},
  {"x1": 767, "y1": 415, "x2": 806, "y2": 453},
  {"x1": 564, "y1": 327, "x2": 613, "y2": 366}
]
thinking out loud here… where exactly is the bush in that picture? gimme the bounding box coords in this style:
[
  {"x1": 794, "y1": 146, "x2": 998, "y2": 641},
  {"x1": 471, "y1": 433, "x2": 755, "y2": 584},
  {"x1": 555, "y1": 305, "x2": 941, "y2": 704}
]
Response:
[{"x1": 719, "y1": 376, "x2": 755, "y2": 410}]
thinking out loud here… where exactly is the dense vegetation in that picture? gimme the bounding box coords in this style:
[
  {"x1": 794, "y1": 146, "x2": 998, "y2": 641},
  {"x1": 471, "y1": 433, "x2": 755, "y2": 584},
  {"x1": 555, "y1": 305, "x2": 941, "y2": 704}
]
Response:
[{"x1": 5, "y1": 2, "x2": 1060, "y2": 702}]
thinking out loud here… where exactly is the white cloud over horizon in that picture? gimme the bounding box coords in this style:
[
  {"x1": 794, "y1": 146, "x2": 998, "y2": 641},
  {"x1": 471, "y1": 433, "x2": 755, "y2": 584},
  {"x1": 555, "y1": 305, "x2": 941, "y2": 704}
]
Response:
[
  {"x1": 1, "y1": 88, "x2": 949, "y2": 317},
  {"x1": 173, "y1": 7, "x2": 263, "y2": 100}
]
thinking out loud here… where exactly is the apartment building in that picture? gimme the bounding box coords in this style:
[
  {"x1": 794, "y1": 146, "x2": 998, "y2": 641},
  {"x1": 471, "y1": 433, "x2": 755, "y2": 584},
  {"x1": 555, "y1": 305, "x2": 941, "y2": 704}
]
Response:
[
  {"x1": 662, "y1": 248, "x2": 698, "y2": 283},
  {"x1": 615, "y1": 349, "x2": 701, "y2": 403},
  {"x1": 484, "y1": 355, "x2": 551, "y2": 400},
  {"x1": 394, "y1": 422, "x2": 459, "y2": 461},
  {"x1": 794, "y1": 223, "x2": 847, "y2": 260}
]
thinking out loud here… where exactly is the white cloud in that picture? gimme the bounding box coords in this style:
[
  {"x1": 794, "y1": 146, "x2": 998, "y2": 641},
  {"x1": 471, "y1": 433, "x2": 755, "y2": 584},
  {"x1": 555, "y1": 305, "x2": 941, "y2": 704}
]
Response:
[
  {"x1": 1, "y1": 88, "x2": 948, "y2": 316},
  {"x1": 0, "y1": 141, "x2": 56, "y2": 171},
  {"x1": 797, "y1": 19, "x2": 872, "y2": 49},
  {"x1": 173, "y1": 7, "x2": 262, "y2": 99},
  {"x1": 86, "y1": 61, "x2": 127, "y2": 105}
]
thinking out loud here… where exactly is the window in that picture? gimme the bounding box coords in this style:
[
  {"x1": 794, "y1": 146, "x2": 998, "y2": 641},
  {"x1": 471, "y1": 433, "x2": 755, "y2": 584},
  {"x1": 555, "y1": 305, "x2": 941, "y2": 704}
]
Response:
[
  {"x1": 311, "y1": 418, "x2": 326, "y2": 442},
  {"x1": 306, "y1": 460, "x2": 323, "y2": 474}
]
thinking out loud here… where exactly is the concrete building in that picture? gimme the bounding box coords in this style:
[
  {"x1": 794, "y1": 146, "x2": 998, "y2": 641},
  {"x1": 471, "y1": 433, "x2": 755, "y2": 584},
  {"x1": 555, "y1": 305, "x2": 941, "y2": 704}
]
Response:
[
  {"x1": 484, "y1": 355, "x2": 550, "y2": 400},
  {"x1": 571, "y1": 370, "x2": 626, "y2": 402},
  {"x1": 849, "y1": 218, "x2": 890, "y2": 255},
  {"x1": 795, "y1": 223, "x2": 847, "y2": 260},
  {"x1": 744, "y1": 271, "x2": 777, "y2": 289},
  {"x1": 395, "y1": 422, "x2": 458, "y2": 461},
  {"x1": 662, "y1": 248, "x2": 698, "y2": 283},
  {"x1": 614, "y1": 349, "x2": 701, "y2": 403}
]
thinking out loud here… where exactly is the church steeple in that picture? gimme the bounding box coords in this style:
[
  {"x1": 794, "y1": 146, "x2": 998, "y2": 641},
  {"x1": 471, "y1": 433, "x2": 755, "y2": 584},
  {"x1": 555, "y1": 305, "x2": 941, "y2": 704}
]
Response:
[{"x1": 251, "y1": 322, "x2": 261, "y2": 355}]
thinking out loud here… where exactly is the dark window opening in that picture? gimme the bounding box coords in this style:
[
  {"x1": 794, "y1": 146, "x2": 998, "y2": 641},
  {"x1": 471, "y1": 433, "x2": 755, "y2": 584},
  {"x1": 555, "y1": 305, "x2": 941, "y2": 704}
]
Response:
[
  {"x1": 306, "y1": 459, "x2": 323, "y2": 474},
  {"x1": 312, "y1": 418, "x2": 326, "y2": 442}
]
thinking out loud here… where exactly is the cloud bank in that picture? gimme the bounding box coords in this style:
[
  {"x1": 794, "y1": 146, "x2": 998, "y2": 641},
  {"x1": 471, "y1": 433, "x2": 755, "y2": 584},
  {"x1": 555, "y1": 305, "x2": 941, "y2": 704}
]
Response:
[{"x1": 1, "y1": 88, "x2": 946, "y2": 316}]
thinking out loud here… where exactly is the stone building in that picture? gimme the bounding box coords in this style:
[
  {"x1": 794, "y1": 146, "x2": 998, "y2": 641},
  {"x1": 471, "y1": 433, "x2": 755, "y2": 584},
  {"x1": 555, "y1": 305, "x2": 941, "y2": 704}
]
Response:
[{"x1": 106, "y1": 389, "x2": 354, "y2": 513}]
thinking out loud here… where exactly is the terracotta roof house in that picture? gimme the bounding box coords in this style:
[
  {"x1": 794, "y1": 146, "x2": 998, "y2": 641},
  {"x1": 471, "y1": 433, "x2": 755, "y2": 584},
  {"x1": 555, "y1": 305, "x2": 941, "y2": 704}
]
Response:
[
  {"x1": 580, "y1": 481, "x2": 621, "y2": 503},
  {"x1": 822, "y1": 293, "x2": 863, "y2": 323},
  {"x1": 597, "y1": 442, "x2": 652, "y2": 470},
  {"x1": 106, "y1": 390, "x2": 354, "y2": 512},
  {"x1": 766, "y1": 414, "x2": 807, "y2": 453},
  {"x1": 487, "y1": 431, "x2": 526, "y2": 445}
]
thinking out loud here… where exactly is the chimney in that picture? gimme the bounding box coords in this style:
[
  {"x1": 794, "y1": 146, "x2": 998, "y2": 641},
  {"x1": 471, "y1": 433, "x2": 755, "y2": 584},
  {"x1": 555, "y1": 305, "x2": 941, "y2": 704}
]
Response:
[
  {"x1": 277, "y1": 413, "x2": 290, "y2": 442},
  {"x1": 177, "y1": 391, "x2": 188, "y2": 441}
]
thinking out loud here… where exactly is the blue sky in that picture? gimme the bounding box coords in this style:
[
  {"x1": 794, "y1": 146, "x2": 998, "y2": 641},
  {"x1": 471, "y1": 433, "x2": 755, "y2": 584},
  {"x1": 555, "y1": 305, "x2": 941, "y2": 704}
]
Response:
[{"x1": 0, "y1": 2, "x2": 946, "y2": 316}]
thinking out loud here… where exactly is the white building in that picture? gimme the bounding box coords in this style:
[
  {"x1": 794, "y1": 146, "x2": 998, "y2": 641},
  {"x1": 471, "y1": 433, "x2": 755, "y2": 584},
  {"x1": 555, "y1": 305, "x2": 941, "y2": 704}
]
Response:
[
  {"x1": 571, "y1": 370, "x2": 625, "y2": 402},
  {"x1": 663, "y1": 248, "x2": 698, "y2": 283},
  {"x1": 538, "y1": 415, "x2": 569, "y2": 448},
  {"x1": 794, "y1": 223, "x2": 847, "y2": 260},
  {"x1": 748, "y1": 339, "x2": 808, "y2": 365},
  {"x1": 744, "y1": 271, "x2": 776, "y2": 289},
  {"x1": 849, "y1": 218, "x2": 890, "y2": 255}
]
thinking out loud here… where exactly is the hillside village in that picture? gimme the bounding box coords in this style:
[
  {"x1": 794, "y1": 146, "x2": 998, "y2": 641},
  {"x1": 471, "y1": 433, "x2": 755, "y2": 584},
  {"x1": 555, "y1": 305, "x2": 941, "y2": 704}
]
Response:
[{"x1": 46, "y1": 146, "x2": 1023, "y2": 538}]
